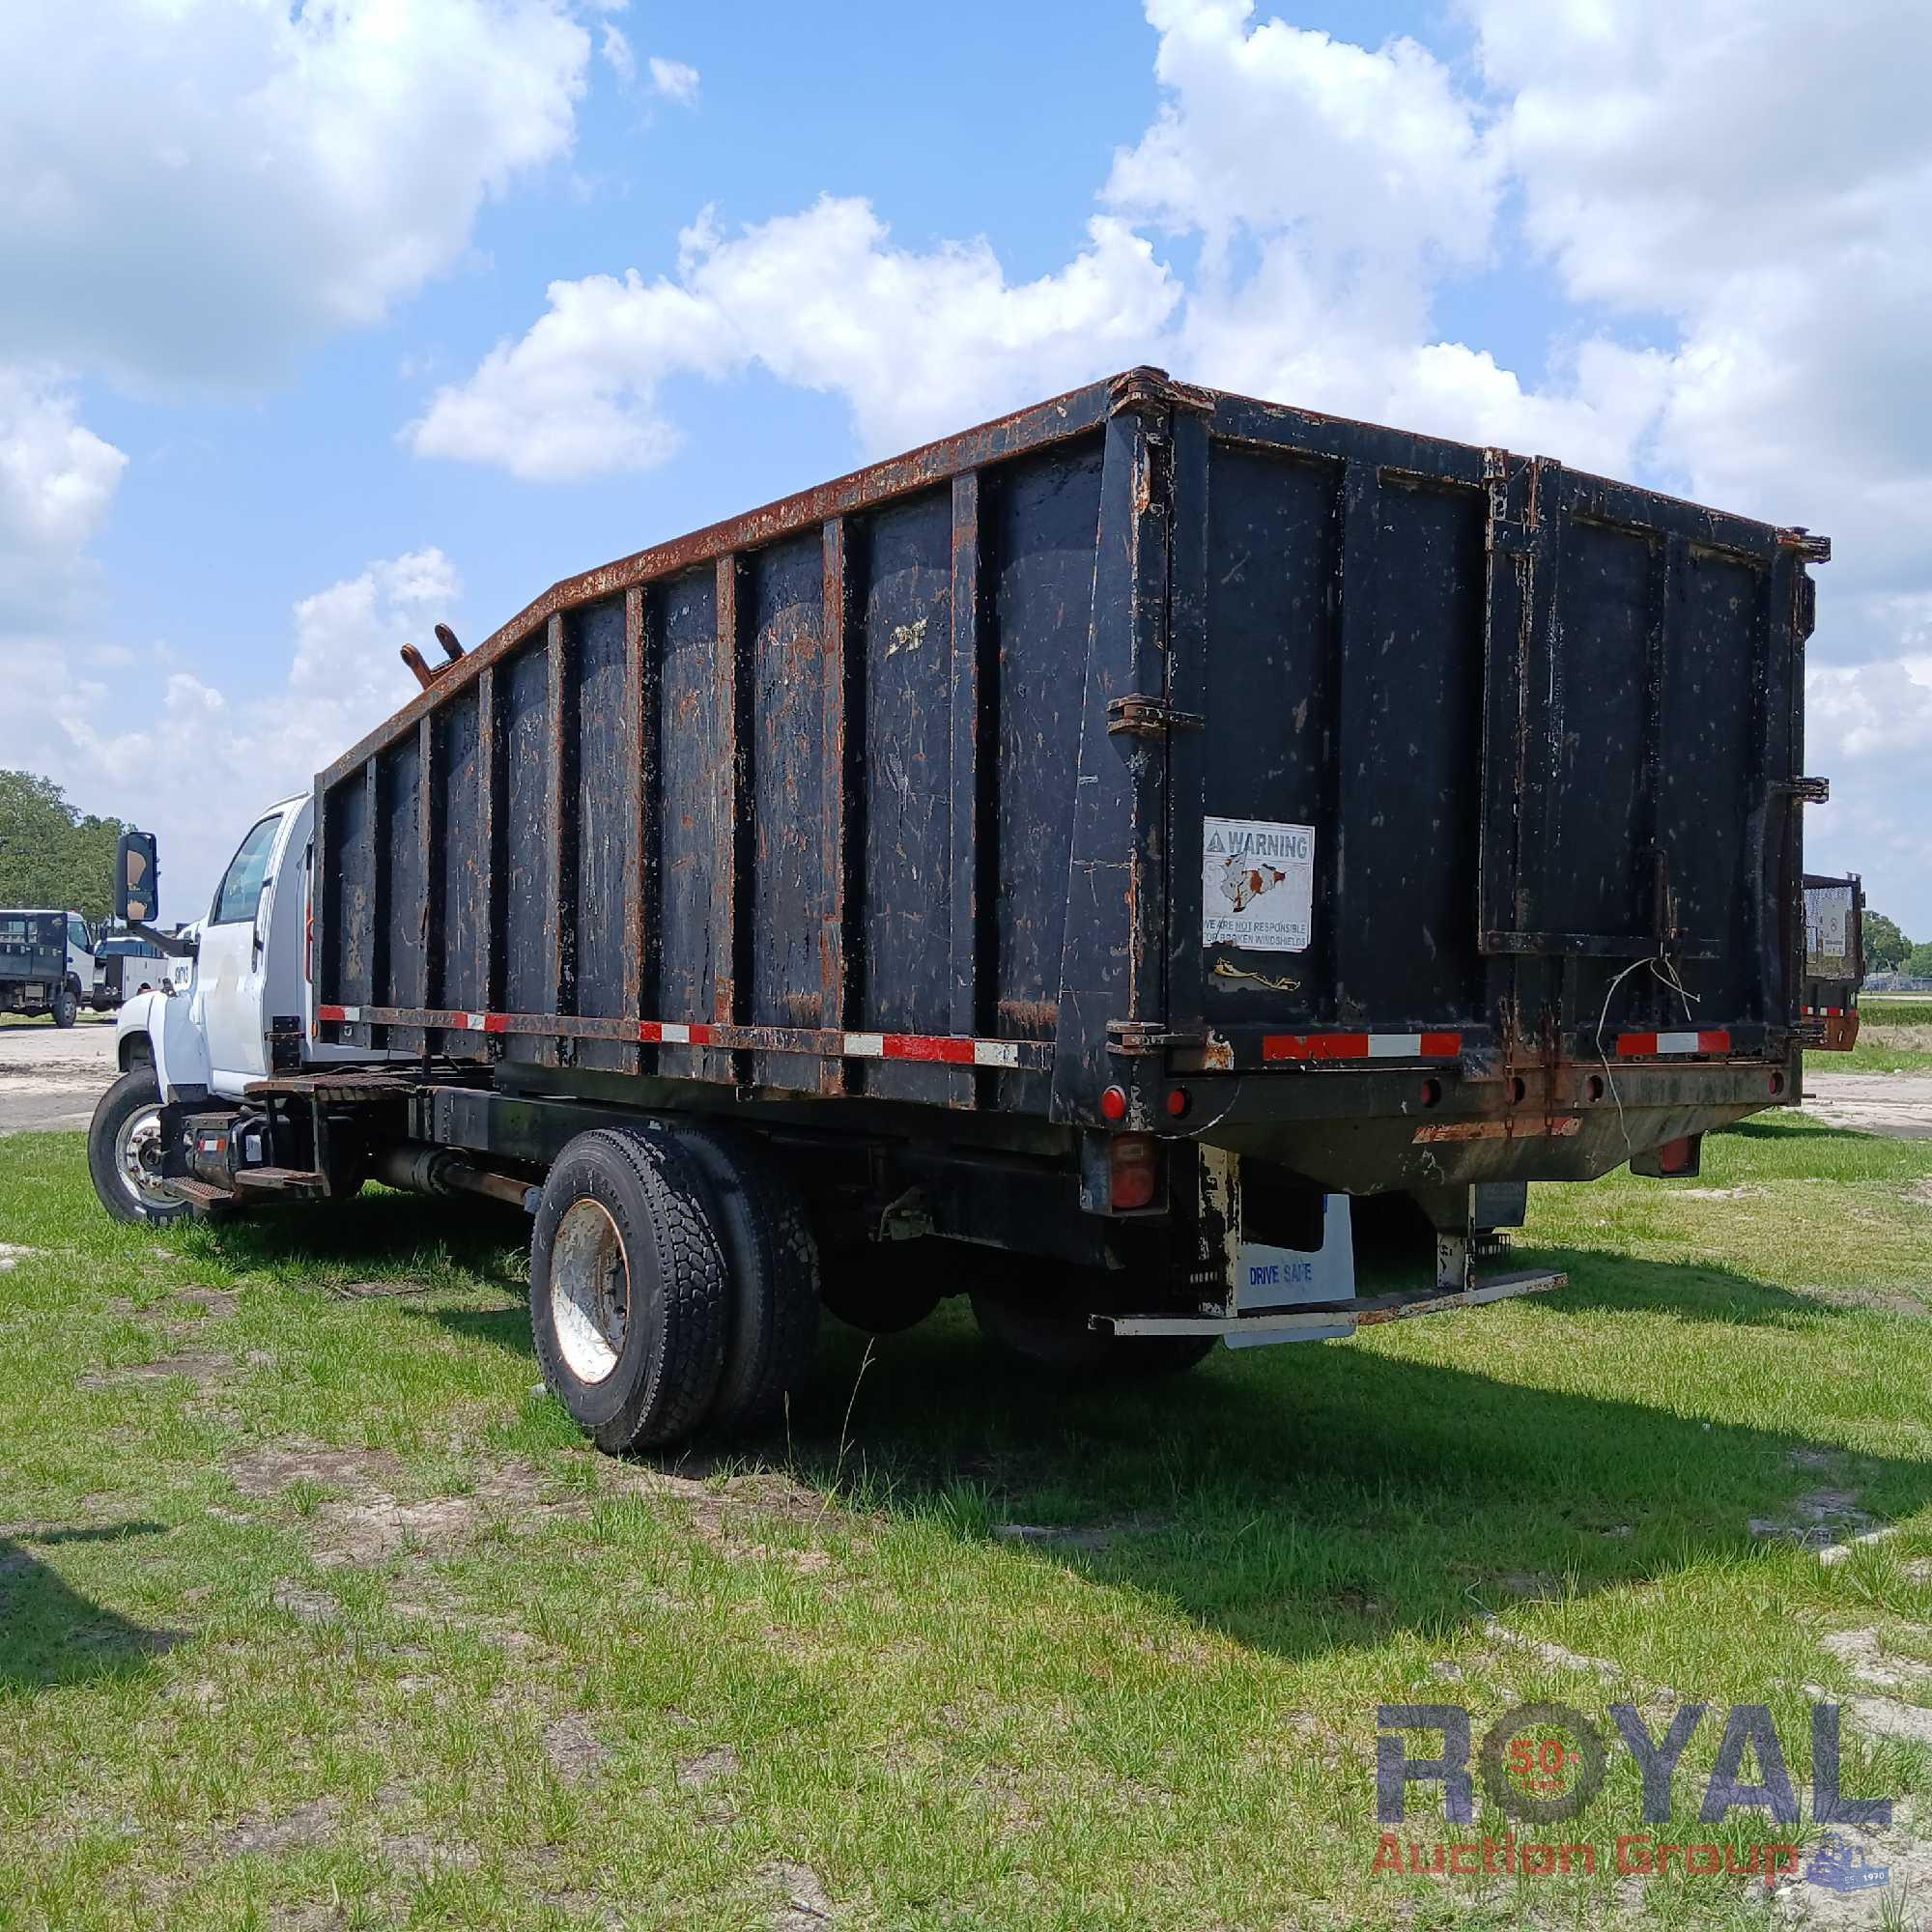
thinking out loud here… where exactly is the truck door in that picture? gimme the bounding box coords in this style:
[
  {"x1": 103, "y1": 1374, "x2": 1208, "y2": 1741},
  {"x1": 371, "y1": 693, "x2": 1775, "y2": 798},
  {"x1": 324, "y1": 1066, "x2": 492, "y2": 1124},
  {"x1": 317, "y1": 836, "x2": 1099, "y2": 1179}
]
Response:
[{"x1": 199, "y1": 808, "x2": 290, "y2": 1088}]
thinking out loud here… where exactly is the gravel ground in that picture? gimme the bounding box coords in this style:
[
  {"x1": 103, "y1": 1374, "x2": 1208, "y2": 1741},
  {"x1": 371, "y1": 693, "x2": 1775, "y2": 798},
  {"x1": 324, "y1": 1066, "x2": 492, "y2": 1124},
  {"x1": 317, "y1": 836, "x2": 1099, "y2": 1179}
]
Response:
[
  {"x1": 0, "y1": 1015, "x2": 119, "y2": 1136},
  {"x1": 1802, "y1": 1072, "x2": 1932, "y2": 1142}
]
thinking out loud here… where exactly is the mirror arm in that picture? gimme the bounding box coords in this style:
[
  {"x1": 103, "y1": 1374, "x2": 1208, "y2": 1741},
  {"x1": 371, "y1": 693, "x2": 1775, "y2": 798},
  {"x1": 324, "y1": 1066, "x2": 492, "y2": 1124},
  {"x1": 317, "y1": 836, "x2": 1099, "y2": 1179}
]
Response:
[{"x1": 119, "y1": 921, "x2": 197, "y2": 958}]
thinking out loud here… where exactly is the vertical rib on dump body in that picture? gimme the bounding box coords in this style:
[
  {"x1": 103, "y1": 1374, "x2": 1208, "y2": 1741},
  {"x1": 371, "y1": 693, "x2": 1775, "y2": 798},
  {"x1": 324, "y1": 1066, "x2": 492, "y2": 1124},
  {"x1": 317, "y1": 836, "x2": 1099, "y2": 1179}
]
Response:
[{"x1": 314, "y1": 368, "x2": 1830, "y2": 1194}]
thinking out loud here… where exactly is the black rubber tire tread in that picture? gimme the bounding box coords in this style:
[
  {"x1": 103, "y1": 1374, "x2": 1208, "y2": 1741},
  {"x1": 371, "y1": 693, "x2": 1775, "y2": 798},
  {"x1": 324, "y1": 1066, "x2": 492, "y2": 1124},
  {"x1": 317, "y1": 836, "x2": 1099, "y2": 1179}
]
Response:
[
  {"x1": 529, "y1": 1126, "x2": 729, "y2": 1454},
  {"x1": 675, "y1": 1125, "x2": 821, "y2": 1435},
  {"x1": 970, "y1": 1293, "x2": 1217, "y2": 1378},
  {"x1": 87, "y1": 1066, "x2": 189, "y2": 1228},
  {"x1": 819, "y1": 1243, "x2": 946, "y2": 1334},
  {"x1": 52, "y1": 985, "x2": 77, "y2": 1029}
]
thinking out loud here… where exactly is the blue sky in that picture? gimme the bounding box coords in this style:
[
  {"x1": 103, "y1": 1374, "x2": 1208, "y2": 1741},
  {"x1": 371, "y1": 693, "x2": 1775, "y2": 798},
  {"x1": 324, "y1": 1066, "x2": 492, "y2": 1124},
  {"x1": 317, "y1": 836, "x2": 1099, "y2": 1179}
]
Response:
[{"x1": 3, "y1": 0, "x2": 1928, "y2": 934}]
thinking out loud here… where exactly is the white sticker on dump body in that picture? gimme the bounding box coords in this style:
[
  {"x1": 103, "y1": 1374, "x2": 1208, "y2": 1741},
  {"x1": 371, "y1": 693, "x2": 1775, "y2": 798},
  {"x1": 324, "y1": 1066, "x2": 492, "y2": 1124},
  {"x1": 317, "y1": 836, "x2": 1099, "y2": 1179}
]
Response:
[{"x1": 1203, "y1": 816, "x2": 1314, "y2": 952}]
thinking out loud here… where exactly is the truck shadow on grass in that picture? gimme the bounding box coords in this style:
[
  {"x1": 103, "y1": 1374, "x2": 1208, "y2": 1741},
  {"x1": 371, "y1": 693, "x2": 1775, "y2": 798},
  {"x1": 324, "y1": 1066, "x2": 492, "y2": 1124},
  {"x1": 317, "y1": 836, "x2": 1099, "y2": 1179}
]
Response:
[
  {"x1": 0, "y1": 1523, "x2": 185, "y2": 1695},
  {"x1": 780, "y1": 1309, "x2": 1932, "y2": 1661},
  {"x1": 185, "y1": 1197, "x2": 1932, "y2": 1663}
]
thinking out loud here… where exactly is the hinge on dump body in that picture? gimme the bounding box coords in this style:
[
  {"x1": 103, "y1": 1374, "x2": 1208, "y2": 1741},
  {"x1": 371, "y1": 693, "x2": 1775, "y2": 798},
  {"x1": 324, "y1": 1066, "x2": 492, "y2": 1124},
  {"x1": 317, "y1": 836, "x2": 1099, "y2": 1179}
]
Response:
[
  {"x1": 1106, "y1": 1019, "x2": 1204, "y2": 1056},
  {"x1": 1772, "y1": 776, "x2": 1831, "y2": 804},
  {"x1": 1106, "y1": 695, "x2": 1204, "y2": 740},
  {"x1": 1776, "y1": 526, "x2": 1832, "y2": 563}
]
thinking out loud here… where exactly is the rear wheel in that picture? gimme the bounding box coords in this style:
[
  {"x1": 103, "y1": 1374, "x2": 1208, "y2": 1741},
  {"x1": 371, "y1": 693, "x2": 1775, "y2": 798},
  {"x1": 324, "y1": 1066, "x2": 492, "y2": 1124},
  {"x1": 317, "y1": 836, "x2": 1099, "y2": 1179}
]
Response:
[
  {"x1": 675, "y1": 1125, "x2": 820, "y2": 1435},
  {"x1": 529, "y1": 1127, "x2": 728, "y2": 1454},
  {"x1": 88, "y1": 1068, "x2": 189, "y2": 1227},
  {"x1": 971, "y1": 1292, "x2": 1216, "y2": 1378},
  {"x1": 51, "y1": 985, "x2": 77, "y2": 1028}
]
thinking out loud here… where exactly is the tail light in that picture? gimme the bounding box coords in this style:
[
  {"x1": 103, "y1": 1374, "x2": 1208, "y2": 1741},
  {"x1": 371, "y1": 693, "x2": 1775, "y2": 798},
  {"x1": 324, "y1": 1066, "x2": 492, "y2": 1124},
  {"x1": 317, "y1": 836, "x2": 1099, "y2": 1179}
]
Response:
[{"x1": 1110, "y1": 1134, "x2": 1157, "y2": 1210}]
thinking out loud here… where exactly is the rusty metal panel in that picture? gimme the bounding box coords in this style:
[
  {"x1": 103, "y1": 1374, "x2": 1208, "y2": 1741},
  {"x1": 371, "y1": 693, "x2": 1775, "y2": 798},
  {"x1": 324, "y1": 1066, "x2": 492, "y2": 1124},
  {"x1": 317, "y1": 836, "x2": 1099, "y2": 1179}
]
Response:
[{"x1": 314, "y1": 366, "x2": 1827, "y2": 1169}]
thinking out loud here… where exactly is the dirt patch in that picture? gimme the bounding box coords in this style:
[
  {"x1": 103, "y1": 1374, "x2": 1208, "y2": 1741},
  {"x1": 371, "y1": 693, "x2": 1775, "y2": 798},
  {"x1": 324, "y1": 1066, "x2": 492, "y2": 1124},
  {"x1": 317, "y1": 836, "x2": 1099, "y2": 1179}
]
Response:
[
  {"x1": 543, "y1": 1715, "x2": 611, "y2": 1787},
  {"x1": 227, "y1": 1442, "x2": 407, "y2": 1498},
  {"x1": 216, "y1": 1798, "x2": 340, "y2": 1859},
  {"x1": 0, "y1": 1242, "x2": 43, "y2": 1270},
  {"x1": 1481, "y1": 1618, "x2": 1625, "y2": 1683},
  {"x1": 1820, "y1": 1626, "x2": 1932, "y2": 1691},
  {"x1": 678, "y1": 1745, "x2": 740, "y2": 1791},
  {"x1": 78, "y1": 1350, "x2": 229, "y2": 1390},
  {"x1": 382, "y1": 1833, "x2": 479, "y2": 1878},
  {"x1": 759, "y1": 1860, "x2": 836, "y2": 1929},
  {"x1": 271, "y1": 1582, "x2": 342, "y2": 1627},
  {"x1": 1911, "y1": 1179, "x2": 1932, "y2": 1207},
  {"x1": 1749, "y1": 1487, "x2": 1895, "y2": 1562},
  {"x1": 1678, "y1": 1184, "x2": 1763, "y2": 1201},
  {"x1": 326, "y1": 1279, "x2": 440, "y2": 1301}
]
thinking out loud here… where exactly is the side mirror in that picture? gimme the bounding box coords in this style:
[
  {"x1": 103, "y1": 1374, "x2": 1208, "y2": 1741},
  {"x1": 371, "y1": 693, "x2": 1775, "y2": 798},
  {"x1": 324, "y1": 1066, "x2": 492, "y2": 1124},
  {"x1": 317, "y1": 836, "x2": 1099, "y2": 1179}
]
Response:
[{"x1": 117, "y1": 830, "x2": 159, "y2": 924}]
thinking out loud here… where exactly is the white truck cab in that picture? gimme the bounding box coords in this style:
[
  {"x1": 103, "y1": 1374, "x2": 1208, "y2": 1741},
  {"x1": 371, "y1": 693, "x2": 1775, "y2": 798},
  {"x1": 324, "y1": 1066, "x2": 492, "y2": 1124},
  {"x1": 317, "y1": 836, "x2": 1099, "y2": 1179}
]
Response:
[{"x1": 113, "y1": 793, "x2": 376, "y2": 1100}]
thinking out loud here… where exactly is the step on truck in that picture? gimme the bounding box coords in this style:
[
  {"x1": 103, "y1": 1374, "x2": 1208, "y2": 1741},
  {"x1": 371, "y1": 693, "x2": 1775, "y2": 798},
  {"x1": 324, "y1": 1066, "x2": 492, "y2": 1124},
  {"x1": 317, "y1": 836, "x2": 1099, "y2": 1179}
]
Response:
[{"x1": 89, "y1": 368, "x2": 1855, "y2": 1450}]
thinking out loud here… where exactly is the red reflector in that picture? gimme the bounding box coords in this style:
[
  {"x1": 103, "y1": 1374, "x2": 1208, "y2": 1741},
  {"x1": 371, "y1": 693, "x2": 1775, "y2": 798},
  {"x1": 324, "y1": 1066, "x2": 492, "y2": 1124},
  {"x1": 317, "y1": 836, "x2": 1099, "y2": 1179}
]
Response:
[
  {"x1": 1165, "y1": 1086, "x2": 1190, "y2": 1119},
  {"x1": 1656, "y1": 1136, "x2": 1696, "y2": 1176},
  {"x1": 1110, "y1": 1134, "x2": 1156, "y2": 1210},
  {"x1": 1099, "y1": 1085, "x2": 1129, "y2": 1122}
]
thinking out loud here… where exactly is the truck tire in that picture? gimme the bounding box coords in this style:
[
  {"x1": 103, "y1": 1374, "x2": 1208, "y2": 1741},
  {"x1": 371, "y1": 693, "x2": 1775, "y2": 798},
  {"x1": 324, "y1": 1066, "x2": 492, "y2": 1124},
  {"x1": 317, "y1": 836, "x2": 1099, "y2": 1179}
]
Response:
[
  {"x1": 970, "y1": 1293, "x2": 1216, "y2": 1378},
  {"x1": 52, "y1": 984, "x2": 78, "y2": 1028},
  {"x1": 88, "y1": 1068, "x2": 190, "y2": 1227},
  {"x1": 529, "y1": 1127, "x2": 729, "y2": 1454},
  {"x1": 675, "y1": 1126, "x2": 820, "y2": 1435}
]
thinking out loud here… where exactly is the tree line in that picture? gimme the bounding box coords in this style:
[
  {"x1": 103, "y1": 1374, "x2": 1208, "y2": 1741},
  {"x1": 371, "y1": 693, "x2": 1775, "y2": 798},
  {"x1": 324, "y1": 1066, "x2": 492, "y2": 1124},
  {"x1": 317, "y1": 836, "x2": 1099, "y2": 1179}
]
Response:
[
  {"x1": 1861, "y1": 909, "x2": 1932, "y2": 979},
  {"x1": 0, "y1": 770, "x2": 132, "y2": 924}
]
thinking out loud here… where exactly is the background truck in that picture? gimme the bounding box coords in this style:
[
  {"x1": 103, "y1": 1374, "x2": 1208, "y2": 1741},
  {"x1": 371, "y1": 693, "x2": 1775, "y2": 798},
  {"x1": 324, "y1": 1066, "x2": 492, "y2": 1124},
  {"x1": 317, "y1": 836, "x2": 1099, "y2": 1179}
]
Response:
[
  {"x1": 0, "y1": 908, "x2": 95, "y2": 1026},
  {"x1": 90, "y1": 368, "x2": 1854, "y2": 1451},
  {"x1": 91, "y1": 928, "x2": 178, "y2": 1009}
]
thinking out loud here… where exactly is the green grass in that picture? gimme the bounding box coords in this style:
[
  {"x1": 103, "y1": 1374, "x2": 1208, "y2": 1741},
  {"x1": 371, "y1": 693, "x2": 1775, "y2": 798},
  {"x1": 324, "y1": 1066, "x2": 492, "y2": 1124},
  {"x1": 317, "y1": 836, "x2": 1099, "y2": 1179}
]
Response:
[{"x1": 1, "y1": 1119, "x2": 1929, "y2": 1928}]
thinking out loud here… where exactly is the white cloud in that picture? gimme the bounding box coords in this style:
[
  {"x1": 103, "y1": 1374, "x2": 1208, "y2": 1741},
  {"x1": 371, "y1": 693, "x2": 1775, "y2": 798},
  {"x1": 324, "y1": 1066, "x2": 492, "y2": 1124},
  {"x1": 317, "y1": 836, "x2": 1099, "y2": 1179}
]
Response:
[
  {"x1": 9, "y1": 550, "x2": 456, "y2": 912},
  {"x1": 0, "y1": 366, "x2": 128, "y2": 632},
  {"x1": 601, "y1": 24, "x2": 637, "y2": 86},
  {"x1": 0, "y1": 0, "x2": 592, "y2": 389},
  {"x1": 407, "y1": 199, "x2": 1180, "y2": 479},
  {"x1": 411, "y1": 0, "x2": 1656, "y2": 486},
  {"x1": 646, "y1": 56, "x2": 699, "y2": 105}
]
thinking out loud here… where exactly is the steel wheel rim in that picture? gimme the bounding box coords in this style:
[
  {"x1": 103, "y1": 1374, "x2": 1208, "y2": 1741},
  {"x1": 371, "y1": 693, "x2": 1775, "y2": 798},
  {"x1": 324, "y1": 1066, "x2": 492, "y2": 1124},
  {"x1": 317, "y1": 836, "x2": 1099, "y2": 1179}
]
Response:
[
  {"x1": 114, "y1": 1104, "x2": 175, "y2": 1210},
  {"x1": 551, "y1": 1198, "x2": 630, "y2": 1384}
]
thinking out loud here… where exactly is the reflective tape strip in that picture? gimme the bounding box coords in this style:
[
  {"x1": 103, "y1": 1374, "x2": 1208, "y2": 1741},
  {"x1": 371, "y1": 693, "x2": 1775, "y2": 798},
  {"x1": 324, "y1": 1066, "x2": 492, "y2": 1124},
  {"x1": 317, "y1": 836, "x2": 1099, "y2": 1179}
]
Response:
[
  {"x1": 1264, "y1": 1031, "x2": 1462, "y2": 1063},
  {"x1": 318, "y1": 1005, "x2": 1041, "y2": 1069},
  {"x1": 1616, "y1": 1030, "x2": 1732, "y2": 1056},
  {"x1": 639, "y1": 1021, "x2": 713, "y2": 1046}
]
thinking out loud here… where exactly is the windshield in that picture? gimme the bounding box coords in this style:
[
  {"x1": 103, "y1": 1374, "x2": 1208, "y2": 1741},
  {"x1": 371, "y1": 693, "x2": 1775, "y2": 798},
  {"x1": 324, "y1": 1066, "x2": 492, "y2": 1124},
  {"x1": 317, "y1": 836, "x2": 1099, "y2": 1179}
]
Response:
[
  {"x1": 210, "y1": 812, "x2": 285, "y2": 926},
  {"x1": 99, "y1": 935, "x2": 163, "y2": 958}
]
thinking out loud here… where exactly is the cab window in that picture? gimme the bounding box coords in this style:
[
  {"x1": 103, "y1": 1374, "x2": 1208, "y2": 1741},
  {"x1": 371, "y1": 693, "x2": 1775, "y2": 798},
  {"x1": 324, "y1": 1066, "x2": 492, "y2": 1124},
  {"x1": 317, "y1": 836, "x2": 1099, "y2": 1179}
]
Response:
[
  {"x1": 69, "y1": 917, "x2": 90, "y2": 952},
  {"x1": 210, "y1": 812, "x2": 284, "y2": 926}
]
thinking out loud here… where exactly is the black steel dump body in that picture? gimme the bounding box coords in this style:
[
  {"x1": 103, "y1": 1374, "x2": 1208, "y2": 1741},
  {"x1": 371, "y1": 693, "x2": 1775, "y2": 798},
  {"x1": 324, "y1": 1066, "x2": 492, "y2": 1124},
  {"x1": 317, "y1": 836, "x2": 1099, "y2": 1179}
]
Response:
[{"x1": 314, "y1": 369, "x2": 1829, "y2": 1195}]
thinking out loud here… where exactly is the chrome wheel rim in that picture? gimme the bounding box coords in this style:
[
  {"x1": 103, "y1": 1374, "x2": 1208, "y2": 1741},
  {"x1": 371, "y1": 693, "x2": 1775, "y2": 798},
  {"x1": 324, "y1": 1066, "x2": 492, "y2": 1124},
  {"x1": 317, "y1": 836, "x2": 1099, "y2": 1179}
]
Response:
[
  {"x1": 114, "y1": 1104, "x2": 176, "y2": 1211},
  {"x1": 551, "y1": 1198, "x2": 630, "y2": 1384}
]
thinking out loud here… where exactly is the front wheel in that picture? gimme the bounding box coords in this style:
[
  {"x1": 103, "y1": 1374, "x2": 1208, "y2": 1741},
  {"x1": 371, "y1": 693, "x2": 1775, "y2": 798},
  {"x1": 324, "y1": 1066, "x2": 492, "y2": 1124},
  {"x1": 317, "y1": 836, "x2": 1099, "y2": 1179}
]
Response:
[
  {"x1": 51, "y1": 985, "x2": 78, "y2": 1028},
  {"x1": 88, "y1": 1068, "x2": 189, "y2": 1226}
]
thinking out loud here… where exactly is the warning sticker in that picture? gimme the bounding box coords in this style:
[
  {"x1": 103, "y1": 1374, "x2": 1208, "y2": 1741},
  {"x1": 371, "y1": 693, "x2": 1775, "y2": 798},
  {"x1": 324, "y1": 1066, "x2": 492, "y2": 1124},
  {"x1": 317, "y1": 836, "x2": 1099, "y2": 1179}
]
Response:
[{"x1": 1203, "y1": 816, "x2": 1314, "y2": 953}]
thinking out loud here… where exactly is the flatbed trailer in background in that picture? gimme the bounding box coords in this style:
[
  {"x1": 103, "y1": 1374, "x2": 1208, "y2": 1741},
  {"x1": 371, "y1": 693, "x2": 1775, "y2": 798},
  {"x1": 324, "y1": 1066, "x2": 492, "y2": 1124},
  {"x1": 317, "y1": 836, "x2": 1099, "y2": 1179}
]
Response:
[{"x1": 97, "y1": 369, "x2": 1848, "y2": 1450}]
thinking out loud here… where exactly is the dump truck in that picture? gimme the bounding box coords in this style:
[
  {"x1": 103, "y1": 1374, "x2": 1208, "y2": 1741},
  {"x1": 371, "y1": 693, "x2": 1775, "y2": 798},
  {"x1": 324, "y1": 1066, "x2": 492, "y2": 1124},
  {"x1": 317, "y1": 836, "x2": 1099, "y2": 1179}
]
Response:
[{"x1": 89, "y1": 368, "x2": 1850, "y2": 1450}]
